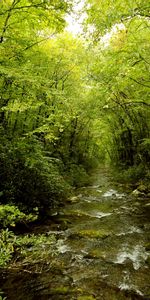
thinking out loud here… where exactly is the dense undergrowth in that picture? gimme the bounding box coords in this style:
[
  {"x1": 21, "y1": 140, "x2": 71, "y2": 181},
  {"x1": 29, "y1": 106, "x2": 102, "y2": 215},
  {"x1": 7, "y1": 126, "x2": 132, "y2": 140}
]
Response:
[
  {"x1": 0, "y1": 227, "x2": 57, "y2": 268},
  {"x1": 114, "y1": 164, "x2": 150, "y2": 185}
]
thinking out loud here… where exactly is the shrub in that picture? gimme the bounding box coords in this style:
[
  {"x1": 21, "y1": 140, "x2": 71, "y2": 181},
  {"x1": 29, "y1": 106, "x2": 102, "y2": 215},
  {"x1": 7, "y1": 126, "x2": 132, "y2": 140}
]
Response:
[
  {"x1": 65, "y1": 163, "x2": 90, "y2": 187},
  {"x1": 0, "y1": 205, "x2": 38, "y2": 228},
  {"x1": 0, "y1": 134, "x2": 70, "y2": 213},
  {"x1": 0, "y1": 229, "x2": 56, "y2": 268},
  {"x1": 0, "y1": 229, "x2": 15, "y2": 267}
]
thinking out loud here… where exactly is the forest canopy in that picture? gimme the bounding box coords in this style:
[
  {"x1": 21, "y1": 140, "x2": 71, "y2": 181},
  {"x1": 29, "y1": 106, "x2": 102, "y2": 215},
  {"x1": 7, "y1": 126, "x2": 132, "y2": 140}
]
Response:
[{"x1": 0, "y1": 0, "x2": 149, "y2": 215}]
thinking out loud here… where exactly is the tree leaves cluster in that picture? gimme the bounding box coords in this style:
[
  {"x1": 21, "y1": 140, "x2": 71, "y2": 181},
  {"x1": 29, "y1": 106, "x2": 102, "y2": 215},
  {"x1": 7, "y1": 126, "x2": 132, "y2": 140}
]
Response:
[
  {"x1": 0, "y1": 0, "x2": 149, "y2": 215},
  {"x1": 0, "y1": 0, "x2": 100, "y2": 213},
  {"x1": 84, "y1": 0, "x2": 150, "y2": 176}
]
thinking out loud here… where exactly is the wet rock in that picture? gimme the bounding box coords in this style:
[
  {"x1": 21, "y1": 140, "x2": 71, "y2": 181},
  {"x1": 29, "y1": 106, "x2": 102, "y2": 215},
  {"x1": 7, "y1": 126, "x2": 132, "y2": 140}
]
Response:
[
  {"x1": 1, "y1": 169, "x2": 150, "y2": 300},
  {"x1": 68, "y1": 196, "x2": 79, "y2": 203},
  {"x1": 146, "y1": 256, "x2": 150, "y2": 266},
  {"x1": 84, "y1": 253, "x2": 99, "y2": 260},
  {"x1": 145, "y1": 243, "x2": 150, "y2": 251},
  {"x1": 84, "y1": 249, "x2": 105, "y2": 260},
  {"x1": 131, "y1": 189, "x2": 145, "y2": 197},
  {"x1": 64, "y1": 210, "x2": 89, "y2": 218},
  {"x1": 137, "y1": 184, "x2": 147, "y2": 193},
  {"x1": 50, "y1": 285, "x2": 75, "y2": 295},
  {"x1": 74, "y1": 229, "x2": 110, "y2": 239},
  {"x1": 77, "y1": 296, "x2": 95, "y2": 300}
]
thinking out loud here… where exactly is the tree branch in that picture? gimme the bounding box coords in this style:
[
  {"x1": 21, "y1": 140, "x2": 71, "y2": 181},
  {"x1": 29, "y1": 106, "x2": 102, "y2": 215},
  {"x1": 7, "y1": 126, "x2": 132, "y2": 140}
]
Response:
[
  {"x1": 0, "y1": 0, "x2": 21, "y2": 43},
  {"x1": 123, "y1": 101, "x2": 150, "y2": 107},
  {"x1": 8, "y1": 35, "x2": 55, "y2": 60},
  {"x1": 0, "y1": 2, "x2": 46, "y2": 16},
  {"x1": 129, "y1": 77, "x2": 150, "y2": 88}
]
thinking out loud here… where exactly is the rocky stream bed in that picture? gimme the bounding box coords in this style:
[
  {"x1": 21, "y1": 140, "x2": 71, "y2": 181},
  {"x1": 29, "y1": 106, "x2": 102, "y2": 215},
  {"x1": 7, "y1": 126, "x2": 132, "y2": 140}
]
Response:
[{"x1": 0, "y1": 169, "x2": 150, "y2": 300}]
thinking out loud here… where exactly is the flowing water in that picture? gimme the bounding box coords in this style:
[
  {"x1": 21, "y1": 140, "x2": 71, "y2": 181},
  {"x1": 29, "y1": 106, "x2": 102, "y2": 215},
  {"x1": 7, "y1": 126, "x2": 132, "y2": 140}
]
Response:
[{"x1": 1, "y1": 169, "x2": 150, "y2": 299}]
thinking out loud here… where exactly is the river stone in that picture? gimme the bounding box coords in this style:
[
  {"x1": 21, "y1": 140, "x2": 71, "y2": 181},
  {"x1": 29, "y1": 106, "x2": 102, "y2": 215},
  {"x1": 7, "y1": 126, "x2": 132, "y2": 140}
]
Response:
[
  {"x1": 64, "y1": 210, "x2": 88, "y2": 217},
  {"x1": 49, "y1": 285, "x2": 78, "y2": 296},
  {"x1": 146, "y1": 256, "x2": 150, "y2": 266},
  {"x1": 69, "y1": 196, "x2": 79, "y2": 203},
  {"x1": 84, "y1": 249, "x2": 106, "y2": 260},
  {"x1": 77, "y1": 296, "x2": 95, "y2": 300},
  {"x1": 145, "y1": 243, "x2": 150, "y2": 251},
  {"x1": 76, "y1": 229, "x2": 110, "y2": 239},
  {"x1": 131, "y1": 189, "x2": 144, "y2": 196},
  {"x1": 137, "y1": 184, "x2": 147, "y2": 192}
]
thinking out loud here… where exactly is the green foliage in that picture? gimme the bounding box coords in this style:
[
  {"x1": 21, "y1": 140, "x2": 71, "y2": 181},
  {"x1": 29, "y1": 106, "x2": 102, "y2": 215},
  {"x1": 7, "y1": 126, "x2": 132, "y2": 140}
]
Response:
[
  {"x1": 0, "y1": 134, "x2": 71, "y2": 212},
  {"x1": 0, "y1": 296, "x2": 7, "y2": 300},
  {"x1": 84, "y1": 9, "x2": 150, "y2": 170},
  {"x1": 14, "y1": 233, "x2": 56, "y2": 263},
  {"x1": 0, "y1": 229, "x2": 15, "y2": 267},
  {"x1": 77, "y1": 296, "x2": 95, "y2": 300},
  {"x1": 0, "y1": 0, "x2": 149, "y2": 221},
  {"x1": 0, "y1": 205, "x2": 38, "y2": 228},
  {"x1": 0, "y1": 0, "x2": 71, "y2": 55},
  {"x1": 65, "y1": 164, "x2": 90, "y2": 187},
  {"x1": 0, "y1": 228, "x2": 56, "y2": 268},
  {"x1": 0, "y1": 7, "x2": 100, "y2": 214},
  {"x1": 113, "y1": 164, "x2": 147, "y2": 184},
  {"x1": 85, "y1": 0, "x2": 149, "y2": 37},
  {"x1": 0, "y1": 290, "x2": 7, "y2": 300}
]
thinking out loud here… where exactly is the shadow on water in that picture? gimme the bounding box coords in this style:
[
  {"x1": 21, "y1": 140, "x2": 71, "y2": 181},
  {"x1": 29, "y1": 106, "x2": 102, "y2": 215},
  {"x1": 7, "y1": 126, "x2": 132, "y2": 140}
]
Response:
[{"x1": 0, "y1": 168, "x2": 150, "y2": 300}]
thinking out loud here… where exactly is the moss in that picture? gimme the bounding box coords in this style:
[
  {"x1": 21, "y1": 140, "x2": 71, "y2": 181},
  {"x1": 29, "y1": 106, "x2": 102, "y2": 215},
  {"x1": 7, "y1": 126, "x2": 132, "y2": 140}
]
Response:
[
  {"x1": 51, "y1": 286, "x2": 69, "y2": 294},
  {"x1": 77, "y1": 296, "x2": 95, "y2": 300},
  {"x1": 74, "y1": 210, "x2": 88, "y2": 217},
  {"x1": 65, "y1": 210, "x2": 90, "y2": 218},
  {"x1": 85, "y1": 249, "x2": 106, "y2": 259},
  {"x1": 77, "y1": 229, "x2": 110, "y2": 239}
]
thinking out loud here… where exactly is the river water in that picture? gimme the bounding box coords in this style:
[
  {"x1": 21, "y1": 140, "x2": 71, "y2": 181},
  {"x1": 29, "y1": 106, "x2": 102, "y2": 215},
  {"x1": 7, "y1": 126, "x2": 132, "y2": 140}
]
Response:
[{"x1": 1, "y1": 169, "x2": 150, "y2": 299}]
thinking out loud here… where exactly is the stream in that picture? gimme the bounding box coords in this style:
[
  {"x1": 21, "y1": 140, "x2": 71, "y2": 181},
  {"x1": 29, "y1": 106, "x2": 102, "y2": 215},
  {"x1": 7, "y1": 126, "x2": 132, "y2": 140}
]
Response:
[{"x1": 1, "y1": 168, "x2": 150, "y2": 299}]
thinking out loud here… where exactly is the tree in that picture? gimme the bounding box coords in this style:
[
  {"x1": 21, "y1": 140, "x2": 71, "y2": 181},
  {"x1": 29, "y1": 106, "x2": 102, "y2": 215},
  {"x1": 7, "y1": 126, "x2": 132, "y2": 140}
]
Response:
[
  {"x1": 0, "y1": 0, "x2": 101, "y2": 211},
  {"x1": 84, "y1": 1, "x2": 150, "y2": 169},
  {"x1": 84, "y1": 0, "x2": 150, "y2": 38},
  {"x1": 0, "y1": 0, "x2": 74, "y2": 211}
]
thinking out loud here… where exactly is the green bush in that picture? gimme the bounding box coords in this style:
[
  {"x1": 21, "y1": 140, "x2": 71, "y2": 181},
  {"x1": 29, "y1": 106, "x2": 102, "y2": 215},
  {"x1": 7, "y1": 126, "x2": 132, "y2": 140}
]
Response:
[
  {"x1": 112, "y1": 162, "x2": 149, "y2": 184},
  {"x1": 15, "y1": 233, "x2": 56, "y2": 263},
  {"x1": 0, "y1": 204, "x2": 38, "y2": 228},
  {"x1": 65, "y1": 163, "x2": 90, "y2": 187},
  {"x1": 0, "y1": 134, "x2": 70, "y2": 213},
  {"x1": 0, "y1": 228, "x2": 56, "y2": 268},
  {"x1": 0, "y1": 229, "x2": 15, "y2": 267},
  {"x1": 0, "y1": 290, "x2": 7, "y2": 300}
]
